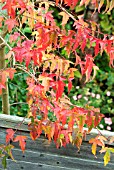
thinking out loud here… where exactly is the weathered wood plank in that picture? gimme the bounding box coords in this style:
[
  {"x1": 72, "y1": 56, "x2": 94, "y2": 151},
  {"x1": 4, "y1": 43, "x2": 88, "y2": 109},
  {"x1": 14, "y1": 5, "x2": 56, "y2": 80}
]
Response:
[
  {"x1": 0, "y1": 159, "x2": 79, "y2": 170},
  {"x1": 0, "y1": 114, "x2": 29, "y2": 131},
  {"x1": 11, "y1": 148, "x2": 114, "y2": 170},
  {"x1": 0, "y1": 148, "x2": 114, "y2": 170}
]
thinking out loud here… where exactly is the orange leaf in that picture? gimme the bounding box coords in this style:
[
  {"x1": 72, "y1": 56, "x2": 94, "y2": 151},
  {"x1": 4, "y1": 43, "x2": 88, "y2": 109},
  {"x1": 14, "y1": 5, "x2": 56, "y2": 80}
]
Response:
[
  {"x1": 6, "y1": 129, "x2": 15, "y2": 143},
  {"x1": 14, "y1": 136, "x2": 27, "y2": 152},
  {"x1": 6, "y1": 68, "x2": 16, "y2": 80},
  {"x1": 92, "y1": 143, "x2": 97, "y2": 155}
]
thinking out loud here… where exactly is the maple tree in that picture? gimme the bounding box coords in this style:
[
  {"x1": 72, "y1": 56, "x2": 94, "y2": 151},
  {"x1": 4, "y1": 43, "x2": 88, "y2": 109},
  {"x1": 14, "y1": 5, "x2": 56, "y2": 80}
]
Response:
[{"x1": 0, "y1": 0, "x2": 114, "y2": 168}]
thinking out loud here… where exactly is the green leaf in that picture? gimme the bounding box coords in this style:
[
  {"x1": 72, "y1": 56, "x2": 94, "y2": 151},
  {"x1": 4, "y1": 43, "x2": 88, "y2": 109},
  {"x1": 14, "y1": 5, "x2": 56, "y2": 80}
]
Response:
[
  {"x1": 74, "y1": 70, "x2": 82, "y2": 78},
  {"x1": 23, "y1": 27, "x2": 32, "y2": 33},
  {"x1": 2, "y1": 156, "x2": 7, "y2": 169}
]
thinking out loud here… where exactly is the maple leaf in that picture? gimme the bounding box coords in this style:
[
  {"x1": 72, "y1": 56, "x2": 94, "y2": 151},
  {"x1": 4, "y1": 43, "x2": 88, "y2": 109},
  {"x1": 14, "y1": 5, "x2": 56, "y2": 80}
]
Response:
[
  {"x1": 5, "y1": 19, "x2": 18, "y2": 32},
  {"x1": 84, "y1": 54, "x2": 95, "y2": 82},
  {"x1": 6, "y1": 129, "x2": 15, "y2": 143},
  {"x1": 13, "y1": 136, "x2": 27, "y2": 153},
  {"x1": 56, "y1": 0, "x2": 60, "y2": 5},
  {"x1": 100, "y1": 147, "x2": 114, "y2": 166},
  {"x1": 2, "y1": 0, "x2": 16, "y2": 18},
  {"x1": 5, "y1": 144, "x2": 15, "y2": 160},
  {"x1": 68, "y1": 80, "x2": 72, "y2": 94},
  {"x1": 59, "y1": 12, "x2": 69, "y2": 27},
  {"x1": 109, "y1": 136, "x2": 114, "y2": 144},
  {"x1": 78, "y1": 115, "x2": 86, "y2": 132},
  {"x1": 98, "y1": 0, "x2": 105, "y2": 12},
  {"x1": 17, "y1": 0, "x2": 26, "y2": 9},
  {"x1": 95, "y1": 41, "x2": 100, "y2": 56},
  {"x1": 72, "y1": 129, "x2": 83, "y2": 150},
  {"x1": 56, "y1": 80, "x2": 65, "y2": 101},
  {"x1": 89, "y1": 136, "x2": 105, "y2": 155},
  {"x1": 9, "y1": 32, "x2": 20, "y2": 43},
  {"x1": 6, "y1": 68, "x2": 16, "y2": 80},
  {"x1": 104, "y1": 150, "x2": 111, "y2": 166},
  {"x1": 38, "y1": 74, "x2": 52, "y2": 92}
]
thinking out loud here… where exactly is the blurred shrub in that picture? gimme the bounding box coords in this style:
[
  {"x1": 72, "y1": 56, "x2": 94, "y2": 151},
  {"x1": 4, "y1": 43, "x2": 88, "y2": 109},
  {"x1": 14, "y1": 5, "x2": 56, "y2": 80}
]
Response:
[
  {"x1": 8, "y1": 72, "x2": 28, "y2": 117},
  {"x1": 0, "y1": 72, "x2": 28, "y2": 117},
  {"x1": 69, "y1": 52, "x2": 114, "y2": 130}
]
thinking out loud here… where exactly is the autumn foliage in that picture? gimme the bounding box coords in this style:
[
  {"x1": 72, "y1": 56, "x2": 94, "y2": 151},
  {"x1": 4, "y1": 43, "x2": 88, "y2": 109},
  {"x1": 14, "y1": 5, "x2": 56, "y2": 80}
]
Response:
[{"x1": 0, "y1": 0, "x2": 114, "y2": 167}]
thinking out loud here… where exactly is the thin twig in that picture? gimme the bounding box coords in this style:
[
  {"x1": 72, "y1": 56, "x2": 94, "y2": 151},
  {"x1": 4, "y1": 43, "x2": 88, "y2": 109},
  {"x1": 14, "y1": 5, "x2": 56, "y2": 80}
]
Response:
[
  {"x1": 10, "y1": 102, "x2": 28, "y2": 106},
  {"x1": 15, "y1": 64, "x2": 38, "y2": 82},
  {"x1": 9, "y1": 82, "x2": 27, "y2": 91},
  {"x1": 16, "y1": 27, "x2": 29, "y2": 40},
  {"x1": 96, "y1": 127, "x2": 109, "y2": 140}
]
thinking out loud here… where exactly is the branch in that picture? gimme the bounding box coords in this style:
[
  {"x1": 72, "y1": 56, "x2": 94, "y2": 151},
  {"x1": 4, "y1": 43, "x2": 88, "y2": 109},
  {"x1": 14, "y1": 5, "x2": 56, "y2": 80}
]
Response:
[
  {"x1": 15, "y1": 64, "x2": 38, "y2": 83},
  {"x1": 10, "y1": 102, "x2": 28, "y2": 106},
  {"x1": 0, "y1": 34, "x2": 12, "y2": 51}
]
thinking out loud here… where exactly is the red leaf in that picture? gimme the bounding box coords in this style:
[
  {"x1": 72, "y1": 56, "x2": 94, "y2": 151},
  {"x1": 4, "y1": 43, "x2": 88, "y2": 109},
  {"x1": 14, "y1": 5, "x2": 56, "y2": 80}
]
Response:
[
  {"x1": 10, "y1": 32, "x2": 20, "y2": 42},
  {"x1": 56, "y1": 0, "x2": 60, "y2": 5},
  {"x1": 81, "y1": 38, "x2": 86, "y2": 52},
  {"x1": 14, "y1": 136, "x2": 27, "y2": 152},
  {"x1": 2, "y1": 0, "x2": 26, "y2": 18},
  {"x1": 17, "y1": 0, "x2": 26, "y2": 8},
  {"x1": 5, "y1": 19, "x2": 18, "y2": 32},
  {"x1": 56, "y1": 80, "x2": 65, "y2": 100},
  {"x1": 68, "y1": 80, "x2": 72, "y2": 94},
  {"x1": 95, "y1": 41, "x2": 99, "y2": 56},
  {"x1": 2, "y1": 0, "x2": 16, "y2": 18},
  {"x1": 84, "y1": 55, "x2": 94, "y2": 82},
  {"x1": 6, "y1": 129, "x2": 15, "y2": 143}
]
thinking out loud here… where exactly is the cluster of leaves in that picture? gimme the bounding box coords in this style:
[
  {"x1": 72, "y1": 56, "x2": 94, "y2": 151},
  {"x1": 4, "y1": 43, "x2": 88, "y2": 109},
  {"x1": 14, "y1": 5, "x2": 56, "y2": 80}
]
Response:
[
  {"x1": 0, "y1": 128, "x2": 27, "y2": 169},
  {"x1": 0, "y1": 0, "x2": 114, "y2": 167},
  {"x1": 70, "y1": 54, "x2": 114, "y2": 131}
]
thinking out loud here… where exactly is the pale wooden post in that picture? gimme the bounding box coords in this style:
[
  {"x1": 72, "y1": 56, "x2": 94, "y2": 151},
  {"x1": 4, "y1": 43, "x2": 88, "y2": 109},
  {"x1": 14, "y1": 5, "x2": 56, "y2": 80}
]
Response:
[{"x1": 0, "y1": 27, "x2": 10, "y2": 115}]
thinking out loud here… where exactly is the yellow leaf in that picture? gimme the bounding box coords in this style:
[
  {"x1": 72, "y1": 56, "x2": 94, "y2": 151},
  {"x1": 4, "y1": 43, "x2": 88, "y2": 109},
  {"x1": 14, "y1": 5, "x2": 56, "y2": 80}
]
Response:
[
  {"x1": 104, "y1": 150, "x2": 110, "y2": 166},
  {"x1": 92, "y1": 143, "x2": 97, "y2": 155},
  {"x1": 109, "y1": 148, "x2": 114, "y2": 153},
  {"x1": 28, "y1": 98, "x2": 33, "y2": 106},
  {"x1": 107, "y1": 0, "x2": 114, "y2": 13},
  {"x1": 38, "y1": 75, "x2": 52, "y2": 92},
  {"x1": 69, "y1": 133, "x2": 73, "y2": 143},
  {"x1": 98, "y1": 0, "x2": 104, "y2": 12},
  {"x1": 59, "y1": 12, "x2": 69, "y2": 26},
  {"x1": 104, "y1": 0, "x2": 110, "y2": 13},
  {"x1": 27, "y1": 111, "x2": 32, "y2": 118}
]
